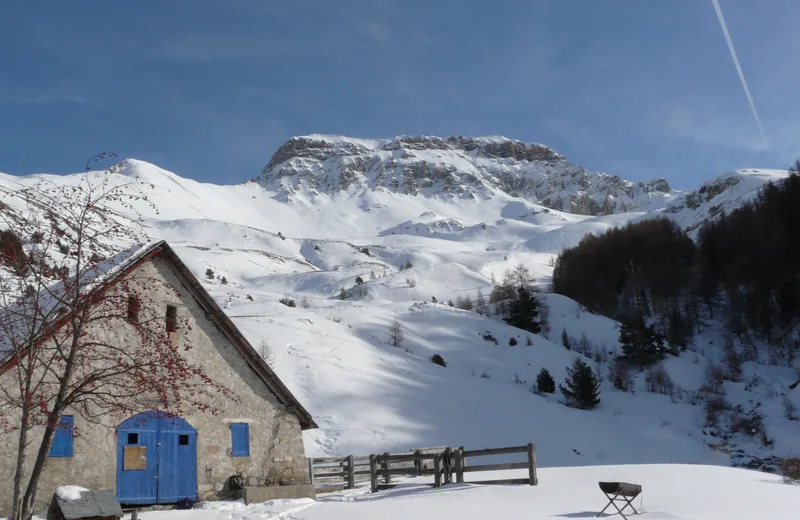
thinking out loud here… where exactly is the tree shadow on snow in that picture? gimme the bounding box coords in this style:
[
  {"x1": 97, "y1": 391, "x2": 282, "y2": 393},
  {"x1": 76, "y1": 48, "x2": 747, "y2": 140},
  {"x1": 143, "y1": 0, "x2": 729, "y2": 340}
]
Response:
[{"x1": 758, "y1": 478, "x2": 800, "y2": 487}]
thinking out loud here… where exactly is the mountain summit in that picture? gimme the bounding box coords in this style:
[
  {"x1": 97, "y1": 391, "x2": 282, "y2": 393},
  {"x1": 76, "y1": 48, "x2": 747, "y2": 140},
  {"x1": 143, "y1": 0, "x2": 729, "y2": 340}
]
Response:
[{"x1": 257, "y1": 134, "x2": 675, "y2": 215}]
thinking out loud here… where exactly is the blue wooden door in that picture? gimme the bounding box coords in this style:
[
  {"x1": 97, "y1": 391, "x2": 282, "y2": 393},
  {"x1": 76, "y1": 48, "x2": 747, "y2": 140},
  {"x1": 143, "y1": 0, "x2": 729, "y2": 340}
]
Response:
[
  {"x1": 117, "y1": 412, "x2": 197, "y2": 505},
  {"x1": 157, "y1": 416, "x2": 198, "y2": 503}
]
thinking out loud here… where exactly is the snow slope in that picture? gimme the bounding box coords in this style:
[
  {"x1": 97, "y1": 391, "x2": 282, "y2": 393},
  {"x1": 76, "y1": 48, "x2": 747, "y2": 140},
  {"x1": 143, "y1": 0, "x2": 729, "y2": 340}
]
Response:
[
  {"x1": 662, "y1": 168, "x2": 789, "y2": 235},
  {"x1": 1, "y1": 150, "x2": 797, "y2": 474},
  {"x1": 137, "y1": 465, "x2": 800, "y2": 520}
]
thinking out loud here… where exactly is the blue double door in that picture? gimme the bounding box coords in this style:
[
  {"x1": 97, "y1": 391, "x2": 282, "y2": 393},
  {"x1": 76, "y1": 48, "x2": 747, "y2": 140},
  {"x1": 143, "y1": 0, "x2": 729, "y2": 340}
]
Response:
[{"x1": 117, "y1": 412, "x2": 198, "y2": 505}]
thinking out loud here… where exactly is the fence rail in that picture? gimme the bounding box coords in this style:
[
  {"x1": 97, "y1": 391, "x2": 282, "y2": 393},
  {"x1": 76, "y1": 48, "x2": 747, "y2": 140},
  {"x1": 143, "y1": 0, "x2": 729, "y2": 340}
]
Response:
[{"x1": 308, "y1": 443, "x2": 537, "y2": 493}]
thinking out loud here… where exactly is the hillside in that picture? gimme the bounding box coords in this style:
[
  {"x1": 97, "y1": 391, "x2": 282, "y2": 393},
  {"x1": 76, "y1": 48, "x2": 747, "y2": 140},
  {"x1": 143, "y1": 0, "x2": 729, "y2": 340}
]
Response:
[{"x1": 0, "y1": 139, "x2": 797, "y2": 474}]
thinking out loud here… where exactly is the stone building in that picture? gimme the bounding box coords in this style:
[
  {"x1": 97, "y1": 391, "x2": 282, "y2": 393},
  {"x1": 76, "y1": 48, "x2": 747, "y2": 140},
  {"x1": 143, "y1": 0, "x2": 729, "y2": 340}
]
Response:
[{"x1": 0, "y1": 241, "x2": 317, "y2": 515}]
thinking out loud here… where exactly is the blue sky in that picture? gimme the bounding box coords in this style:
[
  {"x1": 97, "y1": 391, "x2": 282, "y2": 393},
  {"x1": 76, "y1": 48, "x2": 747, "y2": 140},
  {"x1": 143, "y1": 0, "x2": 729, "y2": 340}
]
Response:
[{"x1": 1, "y1": 0, "x2": 798, "y2": 189}]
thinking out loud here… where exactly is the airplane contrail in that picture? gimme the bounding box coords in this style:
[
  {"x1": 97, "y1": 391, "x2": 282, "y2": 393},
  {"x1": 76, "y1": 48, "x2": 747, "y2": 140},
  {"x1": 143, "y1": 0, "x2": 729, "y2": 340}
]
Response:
[{"x1": 710, "y1": 0, "x2": 767, "y2": 145}]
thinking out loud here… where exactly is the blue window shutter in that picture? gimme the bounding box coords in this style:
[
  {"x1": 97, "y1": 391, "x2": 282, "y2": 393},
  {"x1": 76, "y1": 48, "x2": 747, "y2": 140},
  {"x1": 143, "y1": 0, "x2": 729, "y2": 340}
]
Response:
[
  {"x1": 230, "y1": 423, "x2": 249, "y2": 457},
  {"x1": 50, "y1": 416, "x2": 74, "y2": 457}
]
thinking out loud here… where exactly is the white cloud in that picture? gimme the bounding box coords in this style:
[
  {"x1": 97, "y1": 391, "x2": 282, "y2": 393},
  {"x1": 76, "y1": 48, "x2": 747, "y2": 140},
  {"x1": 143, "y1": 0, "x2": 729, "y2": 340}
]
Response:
[{"x1": 1, "y1": 90, "x2": 100, "y2": 107}]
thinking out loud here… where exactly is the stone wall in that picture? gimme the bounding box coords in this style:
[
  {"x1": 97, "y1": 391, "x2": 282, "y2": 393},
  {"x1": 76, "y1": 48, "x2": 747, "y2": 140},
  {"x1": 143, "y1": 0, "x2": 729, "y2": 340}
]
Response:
[{"x1": 0, "y1": 255, "x2": 311, "y2": 516}]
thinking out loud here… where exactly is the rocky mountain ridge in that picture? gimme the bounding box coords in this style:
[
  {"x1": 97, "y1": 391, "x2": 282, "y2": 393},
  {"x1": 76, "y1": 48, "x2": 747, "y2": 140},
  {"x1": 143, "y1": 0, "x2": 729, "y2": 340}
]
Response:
[{"x1": 257, "y1": 134, "x2": 676, "y2": 216}]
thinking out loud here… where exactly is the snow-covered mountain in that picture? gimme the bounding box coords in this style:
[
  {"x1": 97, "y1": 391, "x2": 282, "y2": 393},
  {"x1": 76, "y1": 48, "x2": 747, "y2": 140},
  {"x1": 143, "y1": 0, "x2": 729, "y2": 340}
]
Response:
[
  {"x1": 663, "y1": 168, "x2": 789, "y2": 234},
  {"x1": 257, "y1": 135, "x2": 676, "y2": 215},
  {"x1": 1, "y1": 138, "x2": 797, "y2": 474}
]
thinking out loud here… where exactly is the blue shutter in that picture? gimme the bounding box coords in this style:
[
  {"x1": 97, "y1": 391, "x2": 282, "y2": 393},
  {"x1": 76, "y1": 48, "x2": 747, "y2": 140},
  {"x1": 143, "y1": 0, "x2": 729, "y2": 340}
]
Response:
[
  {"x1": 50, "y1": 416, "x2": 74, "y2": 457},
  {"x1": 230, "y1": 423, "x2": 249, "y2": 457}
]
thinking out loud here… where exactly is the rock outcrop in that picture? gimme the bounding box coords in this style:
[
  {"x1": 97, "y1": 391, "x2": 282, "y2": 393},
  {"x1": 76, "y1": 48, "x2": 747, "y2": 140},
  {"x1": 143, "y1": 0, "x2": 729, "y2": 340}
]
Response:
[{"x1": 257, "y1": 134, "x2": 675, "y2": 216}]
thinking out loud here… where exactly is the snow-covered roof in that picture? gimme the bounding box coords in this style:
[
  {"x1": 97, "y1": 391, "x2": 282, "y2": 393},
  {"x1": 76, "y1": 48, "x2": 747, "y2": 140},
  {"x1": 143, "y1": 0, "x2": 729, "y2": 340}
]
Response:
[{"x1": 53, "y1": 487, "x2": 122, "y2": 519}]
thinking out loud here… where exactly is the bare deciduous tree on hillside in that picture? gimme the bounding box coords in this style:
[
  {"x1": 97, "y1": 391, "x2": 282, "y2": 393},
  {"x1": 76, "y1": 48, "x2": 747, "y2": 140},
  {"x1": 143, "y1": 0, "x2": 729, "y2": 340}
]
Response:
[
  {"x1": 0, "y1": 154, "x2": 234, "y2": 520},
  {"x1": 387, "y1": 319, "x2": 404, "y2": 348}
]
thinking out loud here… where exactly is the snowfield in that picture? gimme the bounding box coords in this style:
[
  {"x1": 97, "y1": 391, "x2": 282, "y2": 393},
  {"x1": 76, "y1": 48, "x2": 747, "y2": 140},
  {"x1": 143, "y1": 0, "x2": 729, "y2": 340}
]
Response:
[
  {"x1": 2, "y1": 151, "x2": 799, "y2": 494},
  {"x1": 135, "y1": 465, "x2": 800, "y2": 520}
]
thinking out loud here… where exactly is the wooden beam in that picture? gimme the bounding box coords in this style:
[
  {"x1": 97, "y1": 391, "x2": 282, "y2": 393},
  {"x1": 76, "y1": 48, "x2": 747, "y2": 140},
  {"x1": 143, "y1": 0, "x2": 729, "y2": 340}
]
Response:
[
  {"x1": 461, "y1": 446, "x2": 528, "y2": 457},
  {"x1": 527, "y1": 443, "x2": 538, "y2": 486},
  {"x1": 370, "y1": 454, "x2": 378, "y2": 493},
  {"x1": 346, "y1": 455, "x2": 355, "y2": 489},
  {"x1": 454, "y1": 448, "x2": 464, "y2": 484},
  {"x1": 376, "y1": 467, "x2": 433, "y2": 477},
  {"x1": 462, "y1": 462, "x2": 529, "y2": 473},
  {"x1": 313, "y1": 471, "x2": 346, "y2": 479},
  {"x1": 382, "y1": 452, "x2": 391, "y2": 484},
  {"x1": 375, "y1": 452, "x2": 441, "y2": 463},
  {"x1": 434, "y1": 454, "x2": 442, "y2": 488}
]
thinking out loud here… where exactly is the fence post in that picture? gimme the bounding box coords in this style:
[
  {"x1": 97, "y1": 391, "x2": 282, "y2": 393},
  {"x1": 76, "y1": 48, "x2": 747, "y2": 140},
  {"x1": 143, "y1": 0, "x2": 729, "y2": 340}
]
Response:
[
  {"x1": 459, "y1": 445, "x2": 466, "y2": 469},
  {"x1": 369, "y1": 454, "x2": 378, "y2": 492},
  {"x1": 454, "y1": 448, "x2": 464, "y2": 484},
  {"x1": 434, "y1": 453, "x2": 442, "y2": 488},
  {"x1": 527, "y1": 443, "x2": 538, "y2": 486},
  {"x1": 308, "y1": 458, "x2": 315, "y2": 488},
  {"x1": 382, "y1": 452, "x2": 391, "y2": 484},
  {"x1": 443, "y1": 447, "x2": 452, "y2": 485},
  {"x1": 414, "y1": 449, "x2": 422, "y2": 476},
  {"x1": 346, "y1": 454, "x2": 355, "y2": 489}
]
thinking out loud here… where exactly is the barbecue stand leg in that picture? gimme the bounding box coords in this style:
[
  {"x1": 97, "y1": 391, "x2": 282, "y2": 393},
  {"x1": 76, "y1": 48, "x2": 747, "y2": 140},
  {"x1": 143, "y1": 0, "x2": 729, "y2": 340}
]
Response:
[
  {"x1": 608, "y1": 497, "x2": 630, "y2": 520},
  {"x1": 597, "y1": 493, "x2": 618, "y2": 517},
  {"x1": 620, "y1": 495, "x2": 640, "y2": 515},
  {"x1": 598, "y1": 492, "x2": 640, "y2": 520}
]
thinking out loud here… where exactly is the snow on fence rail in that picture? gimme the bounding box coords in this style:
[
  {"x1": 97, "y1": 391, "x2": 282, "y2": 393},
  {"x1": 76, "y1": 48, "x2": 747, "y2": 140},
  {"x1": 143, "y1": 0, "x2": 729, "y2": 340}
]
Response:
[{"x1": 308, "y1": 443, "x2": 537, "y2": 493}]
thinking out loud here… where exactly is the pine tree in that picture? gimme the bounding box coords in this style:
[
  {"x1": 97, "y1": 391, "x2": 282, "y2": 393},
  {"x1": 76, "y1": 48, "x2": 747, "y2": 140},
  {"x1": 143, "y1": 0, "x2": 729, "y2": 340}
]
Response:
[
  {"x1": 505, "y1": 286, "x2": 542, "y2": 333},
  {"x1": 536, "y1": 368, "x2": 555, "y2": 393},
  {"x1": 205, "y1": 268, "x2": 215, "y2": 279},
  {"x1": 561, "y1": 328, "x2": 571, "y2": 350},
  {"x1": 221, "y1": 276, "x2": 228, "y2": 285},
  {"x1": 559, "y1": 357, "x2": 601, "y2": 410},
  {"x1": 790, "y1": 159, "x2": 800, "y2": 176},
  {"x1": 619, "y1": 315, "x2": 665, "y2": 367},
  {"x1": 339, "y1": 287, "x2": 347, "y2": 300},
  {"x1": 355, "y1": 275, "x2": 364, "y2": 285},
  {"x1": 387, "y1": 320, "x2": 404, "y2": 348}
]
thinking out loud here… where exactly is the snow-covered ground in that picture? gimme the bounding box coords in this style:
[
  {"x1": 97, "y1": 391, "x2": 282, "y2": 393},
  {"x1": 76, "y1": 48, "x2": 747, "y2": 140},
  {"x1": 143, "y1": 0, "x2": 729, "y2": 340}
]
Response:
[
  {"x1": 134, "y1": 465, "x2": 800, "y2": 520},
  {"x1": 2, "y1": 158, "x2": 798, "y2": 474}
]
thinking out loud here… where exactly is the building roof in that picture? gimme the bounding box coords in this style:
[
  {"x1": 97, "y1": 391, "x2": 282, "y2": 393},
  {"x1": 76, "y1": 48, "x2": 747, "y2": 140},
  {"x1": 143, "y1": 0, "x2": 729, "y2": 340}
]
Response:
[
  {"x1": 53, "y1": 490, "x2": 123, "y2": 519},
  {"x1": 0, "y1": 240, "x2": 317, "y2": 430}
]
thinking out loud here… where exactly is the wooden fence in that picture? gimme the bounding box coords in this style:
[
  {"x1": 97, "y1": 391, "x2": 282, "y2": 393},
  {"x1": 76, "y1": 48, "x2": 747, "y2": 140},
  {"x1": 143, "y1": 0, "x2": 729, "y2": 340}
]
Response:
[
  {"x1": 308, "y1": 443, "x2": 537, "y2": 493},
  {"x1": 307, "y1": 455, "x2": 372, "y2": 491}
]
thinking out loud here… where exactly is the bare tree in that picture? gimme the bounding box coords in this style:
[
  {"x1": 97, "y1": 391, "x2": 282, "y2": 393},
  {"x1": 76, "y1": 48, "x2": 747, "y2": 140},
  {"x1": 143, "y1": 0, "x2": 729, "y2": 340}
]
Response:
[
  {"x1": 0, "y1": 155, "x2": 233, "y2": 520},
  {"x1": 387, "y1": 320, "x2": 404, "y2": 348},
  {"x1": 475, "y1": 288, "x2": 488, "y2": 315},
  {"x1": 259, "y1": 341, "x2": 276, "y2": 369}
]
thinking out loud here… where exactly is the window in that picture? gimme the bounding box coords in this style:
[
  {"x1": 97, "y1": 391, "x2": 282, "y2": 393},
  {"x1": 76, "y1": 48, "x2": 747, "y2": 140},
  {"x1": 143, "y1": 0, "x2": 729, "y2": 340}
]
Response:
[
  {"x1": 179, "y1": 434, "x2": 189, "y2": 446},
  {"x1": 126, "y1": 295, "x2": 140, "y2": 324},
  {"x1": 166, "y1": 304, "x2": 177, "y2": 332},
  {"x1": 50, "y1": 416, "x2": 74, "y2": 457},
  {"x1": 127, "y1": 433, "x2": 139, "y2": 445},
  {"x1": 230, "y1": 423, "x2": 249, "y2": 457}
]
